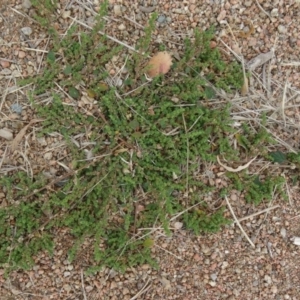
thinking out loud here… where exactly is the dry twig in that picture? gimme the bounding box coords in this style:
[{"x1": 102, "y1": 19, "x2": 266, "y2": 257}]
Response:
[{"x1": 225, "y1": 196, "x2": 255, "y2": 248}]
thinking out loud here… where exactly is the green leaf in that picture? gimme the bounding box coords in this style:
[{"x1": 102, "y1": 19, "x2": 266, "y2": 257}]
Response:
[
  {"x1": 204, "y1": 86, "x2": 216, "y2": 99},
  {"x1": 143, "y1": 238, "x2": 154, "y2": 248},
  {"x1": 68, "y1": 87, "x2": 80, "y2": 99},
  {"x1": 269, "y1": 151, "x2": 286, "y2": 164},
  {"x1": 47, "y1": 51, "x2": 56, "y2": 62},
  {"x1": 63, "y1": 65, "x2": 72, "y2": 75},
  {"x1": 129, "y1": 119, "x2": 140, "y2": 130}
]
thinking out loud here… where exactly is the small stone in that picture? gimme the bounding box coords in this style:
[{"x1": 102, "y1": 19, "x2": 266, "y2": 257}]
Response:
[
  {"x1": 63, "y1": 271, "x2": 71, "y2": 277},
  {"x1": 114, "y1": 5, "x2": 122, "y2": 16},
  {"x1": 21, "y1": 27, "x2": 32, "y2": 36},
  {"x1": 210, "y1": 41, "x2": 217, "y2": 49},
  {"x1": 270, "y1": 8, "x2": 279, "y2": 17},
  {"x1": 174, "y1": 222, "x2": 183, "y2": 230},
  {"x1": 280, "y1": 228, "x2": 287, "y2": 239},
  {"x1": 11, "y1": 103, "x2": 23, "y2": 114},
  {"x1": 27, "y1": 65, "x2": 34, "y2": 75},
  {"x1": 22, "y1": 0, "x2": 32, "y2": 9},
  {"x1": 0, "y1": 60, "x2": 10, "y2": 68},
  {"x1": 44, "y1": 152, "x2": 53, "y2": 160},
  {"x1": 271, "y1": 285, "x2": 278, "y2": 293},
  {"x1": 86, "y1": 285, "x2": 93, "y2": 292},
  {"x1": 62, "y1": 10, "x2": 71, "y2": 19},
  {"x1": 157, "y1": 15, "x2": 166, "y2": 24},
  {"x1": 118, "y1": 24, "x2": 126, "y2": 30},
  {"x1": 123, "y1": 287, "x2": 130, "y2": 295},
  {"x1": 0, "y1": 128, "x2": 13, "y2": 140},
  {"x1": 160, "y1": 277, "x2": 171, "y2": 290},
  {"x1": 12, "y1": 70, "x2": 22, "y2": 77},
  {"x1": 63, "y1": 284, "x2": 72, "y2": 292},
  {"x1": 209, "y1": 281, "x2": 216, "y2": 287},
  {"x1": 18, "y1": 51, "x2": 26, "y2": 59},
  {"x1": 67, "y1": 265, "x2": 74, "y2": 271},
  {"x1": 210, "y1": 273, "x2": 217, "y2": 281},
  {"x1": 221, "y1": 261, "x2": 229, "y2": 269},
  {"x1": 264, "y1": 275, "x2": 272, "y2": 285},
  {"x1": 278, "y1": 25, "x2": 287, "y2": 34},
  {"x1": 217, "y1": 10, "x2": 226, "y2": 23},
  {"x1": 0, "y1": 68, "x2": 12, "y2": 75},
  {"x1": 244, "y1": 1, "x2": 252, "y2": 7},
  {"x1": 37, "y1": 137, "x2": 47, "y2": 146},
  {"x1": 110, "y1": 281, "x2": 117, "y2": 289}
]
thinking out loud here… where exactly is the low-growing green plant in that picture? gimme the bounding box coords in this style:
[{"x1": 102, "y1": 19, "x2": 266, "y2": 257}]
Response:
[{"x1": 0, "y1": 0, "x2": 288, "y2": 275}]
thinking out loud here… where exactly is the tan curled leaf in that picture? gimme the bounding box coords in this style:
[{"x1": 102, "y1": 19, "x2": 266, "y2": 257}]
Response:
[
  {"x1": 11, "y1": 119, "x2": 44, "y2": 151},
  {"x1": 146, "y1": 51, "x2": 172, "y2": 78},
  {"x1": 217, "y1": 156, "x2": 257, "y2": 172}
]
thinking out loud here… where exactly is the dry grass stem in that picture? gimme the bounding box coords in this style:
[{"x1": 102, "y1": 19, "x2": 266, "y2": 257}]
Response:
[
  {"x1": 235, "y1": 205, "x2": 280, "y2": 223},
  {"x1": 155, "y1": 244, "x2": 183, "y2": 261},
  {"x1": 80, "y1": 269, "x2": 88, "y2": 300},
  {"x1": 255, "y1": 0, "x2": 272, "y2": 19},
  {"x1": 281, "y1": 80, "x2": 289, "y2": 128},
  {"x1": 69, "y1": 17, "x2": 139, "y2": 53},
  {"x1": 130, "y1": 279, "x2": 151, "y2": 300},
  {"x1": 225, "y1": 196, "x2": 255, "y2": 248}
]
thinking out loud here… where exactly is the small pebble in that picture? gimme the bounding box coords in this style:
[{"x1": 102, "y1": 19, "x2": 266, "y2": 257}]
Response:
[
  {"x1": 18, "y1": 51, "x2": 26, "y2": 59},
  {"x1": 118, "y1": 24, "x2": 126, "y2": 30},
  {"x1": 62, "y1": 10, "x2": 71, "y2": 19},
  {"x1": 270, "y1": 8, "x2": 279, "y2": 17},
  {"x1": 278, "y1": 25, "x2": 287, "y2": 34},
  {"x1": 0, "y1": 60, "x2": 10, "y2": 68},
  {"x1": 157, "y1": 15, "x2": 166, "y2": 24},
  {"x1": 63, "y1": 284, "x2": 71, "y2": 292},
  {"x1": 22, "y1": 0, "x2": 32, "y2": 9},
  {"x1": 114, "y1": 5, "x2": 122, "y2": 16},
  {"x1": 0, "y1": 128, "x2": 13, "y2": 140},
  {"x1": 210, "y1": 273, "x2": 217, "y2": 281},
  {"x1": 11, "y1": 103, "x2": 23, "y2": 114},
  {"x1": 21, "y1": 27, "x2": 32, "y2": 36},
  {"x1": 63, "y1": 271, "x2": 71, "y2": 277},
  {"x1": 0, "y1": 68, "x2": 12, "y2": 75},
  {"x1": 44, "y1": 152, "x2": 53, "y2": 160},
  {"x1": 280, "y1": 228, "x2": 287, "y2": 239}
]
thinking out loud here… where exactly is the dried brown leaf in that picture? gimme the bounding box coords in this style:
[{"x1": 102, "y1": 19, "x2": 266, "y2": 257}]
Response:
[
  {"x1": 217, "y1": 156, "x2": 257, "y2": 172},
  {"x1": 146, "y1": 51, "x2": 172, "y2": 78},
  {"x1": 11, "y1": 119, "x2": 44, "y2": 151}
]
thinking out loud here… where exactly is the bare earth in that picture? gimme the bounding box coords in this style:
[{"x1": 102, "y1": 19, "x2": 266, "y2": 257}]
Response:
[{"x1": 1, "y1": 0, "x2": 300, "y2": 299}]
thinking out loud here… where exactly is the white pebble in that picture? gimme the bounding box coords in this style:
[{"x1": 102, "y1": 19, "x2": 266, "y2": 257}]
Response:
[
  {"x1": 114, "y1": 5, "x2": 122, "y2": 16},
  {"x1": 118, "y1": 24, "x2": 126, "y2": 30},
  {"x1": 0, "y1": 128, "x2": 13, "y2": 140},
  {"x1": 278, "y1": 25, "x2": 287, "y2": 34},
  {"x1": 63, "y1": 271, "x2": 71, "y2": 277},
  {"x1": 21, "y1": 27, "x2": 32, "y2": 36},
  {"x1": 62, "y1": 10, "x2": 71, "y2": 19},
  {"x1": 22, "y1": 0, "x2": 32, "y2": 9}
]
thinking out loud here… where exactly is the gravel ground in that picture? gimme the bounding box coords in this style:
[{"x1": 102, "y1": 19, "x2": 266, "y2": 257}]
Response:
[{"x1": 1, "y1": 0, "x2": 300, "y2": 299}]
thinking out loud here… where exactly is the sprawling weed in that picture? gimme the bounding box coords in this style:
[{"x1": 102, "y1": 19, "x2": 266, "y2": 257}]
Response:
[{"x1": 0, "y1": 0, "x2": 288, "y2": 274}]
